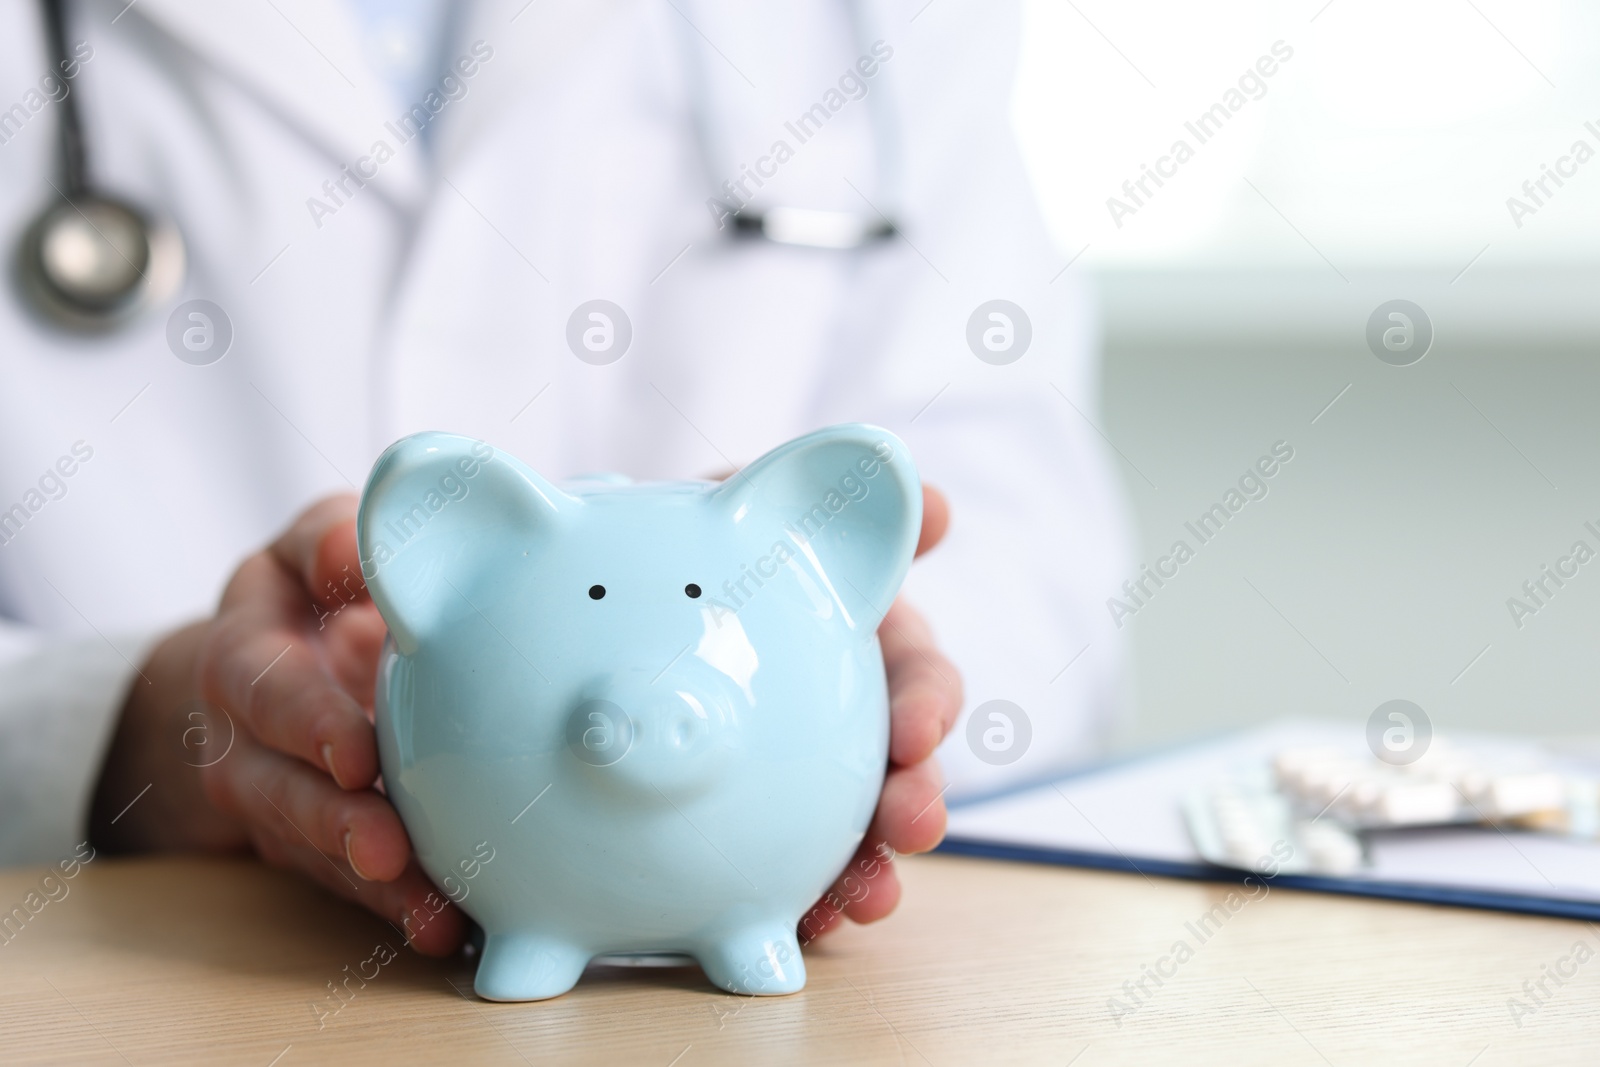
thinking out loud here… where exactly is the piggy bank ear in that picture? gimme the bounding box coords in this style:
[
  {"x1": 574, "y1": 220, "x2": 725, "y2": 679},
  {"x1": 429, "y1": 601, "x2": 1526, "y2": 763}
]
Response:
[
  {"x1": 713, "y1": 424, "x2": 921, "y2": 632},
  {"x1": 357, "y1": 432, "x2": 576, "y2": 654}
]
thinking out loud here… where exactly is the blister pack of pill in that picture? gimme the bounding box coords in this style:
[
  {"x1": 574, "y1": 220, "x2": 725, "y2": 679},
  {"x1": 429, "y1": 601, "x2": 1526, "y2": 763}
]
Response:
[
  {"x1": 1185, "y1": 739, "x2": 1600, "y2": 876},
  {"x1": 1271, "y1": 741, "x2": 1594, "y2": 831},
  {"x1": 1182, "y1": 778, "x2": 1366, "y2": 876}
]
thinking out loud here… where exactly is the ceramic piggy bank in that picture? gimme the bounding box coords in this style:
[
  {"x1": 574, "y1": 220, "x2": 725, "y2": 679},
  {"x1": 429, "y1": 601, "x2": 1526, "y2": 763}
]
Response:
[{"x1": 357, "y1": 424, "x2": 921, "y2": 1001}]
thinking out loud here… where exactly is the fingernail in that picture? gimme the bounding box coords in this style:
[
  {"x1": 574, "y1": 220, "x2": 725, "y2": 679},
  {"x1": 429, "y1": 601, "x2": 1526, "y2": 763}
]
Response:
[
  {"x1": 345, "y1": 829, "x2": 374, "y2": 881},
  {"x1": 322, "y1": 742, "x2": 341, "y2": 787}
]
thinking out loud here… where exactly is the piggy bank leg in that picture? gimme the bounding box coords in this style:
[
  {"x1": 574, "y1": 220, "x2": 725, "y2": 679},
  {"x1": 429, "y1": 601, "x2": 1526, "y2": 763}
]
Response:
[
  {"x1": 697, "y1": 922, "x2": 807, "y2": 995},
  {"x1": 475, "y1": 932, "x2": 590, "y2": 1001}
]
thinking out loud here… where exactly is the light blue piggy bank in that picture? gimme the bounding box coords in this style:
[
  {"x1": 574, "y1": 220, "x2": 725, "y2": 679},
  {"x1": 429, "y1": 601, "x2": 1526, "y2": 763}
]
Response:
[{"x1": 357, "y1": 424, "x2": 921, "y2": 1001}]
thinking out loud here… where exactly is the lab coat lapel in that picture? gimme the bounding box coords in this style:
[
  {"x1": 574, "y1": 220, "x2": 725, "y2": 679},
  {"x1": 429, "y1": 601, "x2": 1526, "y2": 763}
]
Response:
[{"x1": 129, "y1": 0, "x2": 428, "y2": 204}]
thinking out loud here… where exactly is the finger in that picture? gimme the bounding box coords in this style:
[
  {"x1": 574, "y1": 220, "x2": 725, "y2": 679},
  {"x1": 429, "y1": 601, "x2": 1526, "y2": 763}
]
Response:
[
  {"x1": 267, "y1": 494, "x2": 367, "y2": 609},
  {"x1": 322, "y1": 601, "x2": 388, "y2": 708},
  {"x1": 216, "y1": 548, "x2": 321, "y2": 619},
  {"x1": 881, "y1": 601, "x2": 963, "y2": 767},
  {"x1": 837, "y1": 853, "x2": 902, "y2": 925},
  {"x1": 198, "y1": 618, "x2": 380, "y2": 789},
  {"x1": 205, "y1": 738, "x2": 411, "y2": 884},
  {"x1": 830, "y1": 837, "x2": 903, "y2": 925},
  {"x1": 388, "y1": 861, "x2": 468, "y2": 956},
  {"x1": 915, "y1": 484, "x2": 949, "y2": 558},
  {"x1": 870, "y1": 757, "x2": 948, "y2": 857},
  {"x1": 797, "y1": 898, "x2": 845, "y2": 943},
  {"x1": 798, "y1": 842, "x2": 904, "y2": 942},
  {"x1": 250, "y1": 829, "x2": 465, "y2": 957}
]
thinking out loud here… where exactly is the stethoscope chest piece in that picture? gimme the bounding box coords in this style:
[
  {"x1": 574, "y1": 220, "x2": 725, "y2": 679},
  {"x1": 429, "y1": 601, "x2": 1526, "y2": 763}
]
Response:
[{"x1": 17, "y1": 194, "x2": 185, "y2": 333}]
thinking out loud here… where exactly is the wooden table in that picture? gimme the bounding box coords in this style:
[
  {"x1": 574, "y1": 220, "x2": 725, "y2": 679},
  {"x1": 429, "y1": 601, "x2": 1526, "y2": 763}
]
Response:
[{"x1": 2, "y1": 851, "x2": 1597, "y2": 1065}]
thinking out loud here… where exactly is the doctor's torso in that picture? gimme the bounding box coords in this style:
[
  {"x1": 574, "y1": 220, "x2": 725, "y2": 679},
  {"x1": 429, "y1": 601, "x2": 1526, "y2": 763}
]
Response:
[{"x1": 0, "y1": 0, "x2": 1125, "y2": 796}]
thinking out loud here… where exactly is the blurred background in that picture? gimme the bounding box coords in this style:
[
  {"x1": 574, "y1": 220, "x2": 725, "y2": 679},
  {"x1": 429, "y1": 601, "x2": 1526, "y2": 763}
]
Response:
[{"x1": 1010, "y1": 0, "x2": 1600, "y2": 751}]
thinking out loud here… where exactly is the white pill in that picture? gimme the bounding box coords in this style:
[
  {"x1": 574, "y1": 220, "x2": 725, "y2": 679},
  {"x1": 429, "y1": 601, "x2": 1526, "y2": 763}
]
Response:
[
  {"x1": 1481, "y1": 773, "x2": 1565, "y2": 817},
  {"x1": 1375, "y1": 781, "x2": 1460, "y2": 825},
  {"x1": 1300, "y1": 823, "x2": 1363, "y2": 874}
]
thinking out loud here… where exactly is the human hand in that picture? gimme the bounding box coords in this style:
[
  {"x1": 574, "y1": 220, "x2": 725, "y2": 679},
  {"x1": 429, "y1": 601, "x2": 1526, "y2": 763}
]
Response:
[
  {"x1": 799, "y1": 485, "x2": 963, "y2": 942},
  {"x1": 94, "y1": 484, "x2": 960, "y2": 955},
  {"x1": 91, "y1": 495, "x2": 466, "y2": 955}
]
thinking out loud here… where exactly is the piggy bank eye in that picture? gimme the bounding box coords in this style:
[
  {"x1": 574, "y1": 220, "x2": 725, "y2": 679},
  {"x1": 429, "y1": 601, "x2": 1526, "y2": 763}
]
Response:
[
  {"x1": 684, "y1": 583, "x2": 702, "y2": 598},
  {"x1": 588, "y1": 585, "x2": 606, "y2": 600}
]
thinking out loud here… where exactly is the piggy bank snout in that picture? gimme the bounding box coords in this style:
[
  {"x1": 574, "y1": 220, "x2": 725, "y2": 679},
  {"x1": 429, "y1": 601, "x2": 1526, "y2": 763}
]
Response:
[
  {"x1": 564, "y1": 698, "x2": 638, "y2": 768},
  {"x1": 564, "y1": 670, "x2": 738, "y2": 793}
]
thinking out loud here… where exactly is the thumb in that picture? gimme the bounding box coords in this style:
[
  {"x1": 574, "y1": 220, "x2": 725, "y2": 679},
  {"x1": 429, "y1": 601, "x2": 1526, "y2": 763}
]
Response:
[
  {"x1": 269, "y1": 494, "x2": 368, "y2": 608},
  {"x1": 915, "y1": 484, "x2": 949, "y2": 558}
]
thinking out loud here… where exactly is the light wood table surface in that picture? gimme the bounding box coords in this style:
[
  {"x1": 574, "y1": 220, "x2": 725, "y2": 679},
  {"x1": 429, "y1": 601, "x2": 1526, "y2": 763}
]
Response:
[{"x1": 2, "y1": 851, "x2": 1597, "y2": 1065}]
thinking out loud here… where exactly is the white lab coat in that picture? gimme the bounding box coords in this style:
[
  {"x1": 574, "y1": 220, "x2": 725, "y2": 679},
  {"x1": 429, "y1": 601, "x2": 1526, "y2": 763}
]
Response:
[{"x1": 0, "y1": 0, "x2": 1131, "y2": 866}]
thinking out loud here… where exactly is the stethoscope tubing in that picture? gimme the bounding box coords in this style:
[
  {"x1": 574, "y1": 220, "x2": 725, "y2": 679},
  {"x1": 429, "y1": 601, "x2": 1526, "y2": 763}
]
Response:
[
  {"x1": 673, "y1": 0, "x2": 901, "y2": 249},
  {"x1": 16, "y1": 0, "x2": 186, "y2": 334},
  {"x1": 40, "y1": 0, "x2": 88, "y2": 197}
]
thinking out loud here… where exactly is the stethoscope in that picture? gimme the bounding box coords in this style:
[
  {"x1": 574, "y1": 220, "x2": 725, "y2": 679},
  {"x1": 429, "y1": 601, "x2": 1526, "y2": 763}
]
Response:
[
  {"x1": 674, "y1": 0, "x2": 901, "y2": 250},
  {"x1": 15, "y1": 0, "x2": 184, "y2": 333},
  {"x1": 13, "y1": 0, "x2": 891, "y2": 336}
]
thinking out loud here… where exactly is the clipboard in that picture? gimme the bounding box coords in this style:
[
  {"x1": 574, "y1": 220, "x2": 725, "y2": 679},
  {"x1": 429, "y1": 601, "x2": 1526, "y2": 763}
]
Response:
[{"x1": 939, "y1": 720, "x2": 1600, "y2": 923}]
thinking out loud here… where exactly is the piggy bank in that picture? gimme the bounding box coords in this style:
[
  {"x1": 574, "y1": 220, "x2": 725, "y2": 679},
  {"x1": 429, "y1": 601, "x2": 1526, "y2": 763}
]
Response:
[{"x1": 357, "y1": 424, "x2": 921, "y2": 1000}]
